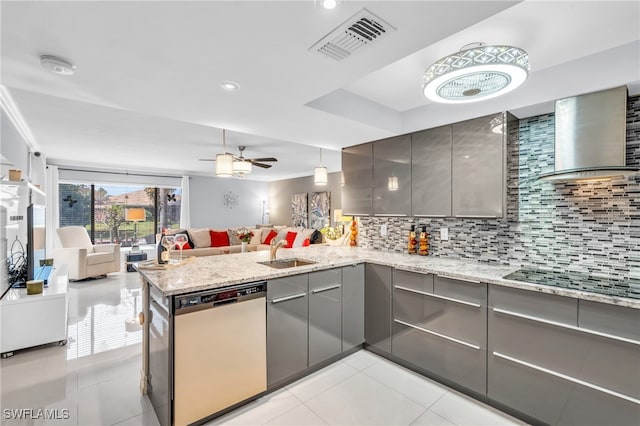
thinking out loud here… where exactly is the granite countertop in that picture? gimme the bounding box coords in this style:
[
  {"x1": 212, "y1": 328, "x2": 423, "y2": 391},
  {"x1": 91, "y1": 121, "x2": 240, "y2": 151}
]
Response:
[{"x1": 137, "y1": 246, "x2": 640, "y2": 309}]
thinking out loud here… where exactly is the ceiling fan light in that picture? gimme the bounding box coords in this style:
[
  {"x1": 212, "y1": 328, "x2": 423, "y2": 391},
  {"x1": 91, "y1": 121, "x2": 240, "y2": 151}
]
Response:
[
  {"x1": 233, "y1": 159, "x2": 252, "y2": 174},
  {"x1": 422, "y1": 44, "x2": 529, "y2": 103},
  {"x1": 314, "y1": 166, "x2": 328, "y2": 185},
  {"x1": 215, "y1": 153, "x2": 234, "y2": 177}
]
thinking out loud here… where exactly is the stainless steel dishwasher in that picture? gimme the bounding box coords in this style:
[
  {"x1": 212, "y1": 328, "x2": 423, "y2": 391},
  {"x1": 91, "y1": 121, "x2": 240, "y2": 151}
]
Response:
[{"x1": 173, "y1": 281, "x2": 267, "y2": 426}]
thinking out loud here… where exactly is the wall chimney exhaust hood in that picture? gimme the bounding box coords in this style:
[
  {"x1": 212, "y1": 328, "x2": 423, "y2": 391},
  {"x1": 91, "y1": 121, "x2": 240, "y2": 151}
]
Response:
[{"x1": 538, "y1": 86, "x2": 638, "y2": 182}]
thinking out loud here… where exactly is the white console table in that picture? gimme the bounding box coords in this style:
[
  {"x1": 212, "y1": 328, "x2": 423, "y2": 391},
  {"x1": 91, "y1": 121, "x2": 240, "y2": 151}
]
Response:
[{"x1": 0, "y1": 265, "x2": 69, "y2": 358}]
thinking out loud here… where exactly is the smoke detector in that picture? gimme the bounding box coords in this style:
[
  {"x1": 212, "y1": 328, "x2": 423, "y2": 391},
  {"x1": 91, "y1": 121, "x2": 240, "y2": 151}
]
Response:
[
  {"x1": 40, "y1": 55, "x2": 76, "y2": 75},
  {"x1": 309, "y1": 8, "x2": 396, "y2": 61}
]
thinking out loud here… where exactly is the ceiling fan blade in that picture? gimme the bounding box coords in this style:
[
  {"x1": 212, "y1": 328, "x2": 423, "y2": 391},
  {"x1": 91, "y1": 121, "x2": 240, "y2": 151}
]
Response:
[
  {"x1": 249, "y1": 157, "x2": 278, "y2": 162},
  {"x1": 251, "y1": 161, "x2": 272, "y2": 169},
  {"x1": 199, "y1": 159, "x2": 216, "y2": 161}
]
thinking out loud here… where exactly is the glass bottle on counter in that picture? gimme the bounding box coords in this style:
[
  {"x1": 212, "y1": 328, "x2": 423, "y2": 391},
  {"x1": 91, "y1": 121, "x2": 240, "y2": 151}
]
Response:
[
  {"x1": 157, "y1": 228, "x2": 167, "y2": 264},
  {"x1": 407, "y1": 225, "x2": 417, "y2": 254},
  {"x1": 418, "y1": 226, "x2": 429, "y2": 256}
]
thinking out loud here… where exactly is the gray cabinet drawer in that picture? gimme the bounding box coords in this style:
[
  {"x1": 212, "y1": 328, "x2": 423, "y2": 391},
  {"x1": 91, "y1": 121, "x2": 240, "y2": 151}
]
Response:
[
  {"x1": 579, "y1": 300, "x2": 640, "y2": 342},
  {"x1": 309, "y1": 270, "x2": 342, "y2": 366},
  {"x1": 490, "y1": 285, "x2": 578, "y2": 326},
  {"x1": 434, "y1": 275, "x2": 486, "y2": 306},
  {"x1": 268, "y1": 274, "x2": 308, "y2": 299},
  {"x1": 488, "y1": 352, "x2": 640, "y2": 426},
  {"x1": 393, "y1": 320, "x2": 486, "y2": 395},
  {"x1": 342, "y1": 264, "x2": 365, "y2": 351},
  {"x1": 394, "y1": 288, "x2": 485, "y2": 348},
  {"x1": 393, "y1": 269, "x2": 433, "y2": 293}
]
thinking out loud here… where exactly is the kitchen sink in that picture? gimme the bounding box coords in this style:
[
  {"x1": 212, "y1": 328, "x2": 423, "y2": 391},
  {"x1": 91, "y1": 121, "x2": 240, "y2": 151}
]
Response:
[{"x1": 258, "y1": 258, "x2": 317, "y2": 269}]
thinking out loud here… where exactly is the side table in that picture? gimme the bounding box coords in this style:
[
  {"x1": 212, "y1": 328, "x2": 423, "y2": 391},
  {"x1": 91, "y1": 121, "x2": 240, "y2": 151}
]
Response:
[{"x1": 126, "y1": 252, "x2": 148, "y2": 272}]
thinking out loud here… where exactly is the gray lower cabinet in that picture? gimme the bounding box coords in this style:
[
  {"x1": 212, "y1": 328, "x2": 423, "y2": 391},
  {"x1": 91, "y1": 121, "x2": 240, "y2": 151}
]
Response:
[
  {"x1": 488, "y1": 286, "x2": 640, "y2": 425},
  {"x1": 308, "y1": 269, "x2": 342, "y2": 366},
  {"x1": 393, "y1": 272, "x2": 487, "y2": 395},
  {"x1": 373, "y1": 135, "x2": 411, "y2": 216},
  {"x1": 342, "y1": 264, "x2": 365, "y2": 351},
  {"x1": 411, "y1": 125, "x2": 452, "y2": 217},
  {"x1": 452, "y1": 113, "x2": 505, "y2": 218},
  {"x1": 342, "y1": 142, "x2": 373, "y2": 216},
  {"x1": 267, "y1": 274, "x2": 309, "y2": 387},
  {"x1": 365, "y1": 263, "x2": 392, "y2": 354}
]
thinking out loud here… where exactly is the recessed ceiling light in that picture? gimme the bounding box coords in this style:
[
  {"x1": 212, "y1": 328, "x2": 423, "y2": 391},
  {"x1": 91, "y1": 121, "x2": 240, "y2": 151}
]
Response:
[
  {"x1": 322, "y1": 0, "x2": 337, "y2": 10},
  {"x1": 40, "y1": 55, "x2": 76, "y2": 75},
  {"x1": 220, "y1": 81, "x2": 240, "y2": 91}
]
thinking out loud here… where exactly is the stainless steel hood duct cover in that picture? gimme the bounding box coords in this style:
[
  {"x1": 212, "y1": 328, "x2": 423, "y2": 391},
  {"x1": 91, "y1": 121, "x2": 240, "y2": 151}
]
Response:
[{"x1": 538, "y1": 86, "x2": 638, "y2": 182}]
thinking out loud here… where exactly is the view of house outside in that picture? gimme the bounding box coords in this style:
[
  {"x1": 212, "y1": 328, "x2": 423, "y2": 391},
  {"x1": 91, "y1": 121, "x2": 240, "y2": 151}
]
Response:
[{"x1": 59, "y1": 183, "x2": 181, "y2": 246}]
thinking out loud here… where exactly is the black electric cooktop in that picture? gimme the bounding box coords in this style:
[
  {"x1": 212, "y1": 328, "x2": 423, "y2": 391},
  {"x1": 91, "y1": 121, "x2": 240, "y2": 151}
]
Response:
[{"x1": 503, "y1": 268, "x2": 640, "y2": 300}]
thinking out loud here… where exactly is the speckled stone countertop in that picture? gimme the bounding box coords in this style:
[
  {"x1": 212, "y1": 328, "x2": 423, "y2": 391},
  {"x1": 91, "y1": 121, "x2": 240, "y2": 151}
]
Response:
[{"x1": 137, "y1": 246, "x2": 640, "y2": 309}]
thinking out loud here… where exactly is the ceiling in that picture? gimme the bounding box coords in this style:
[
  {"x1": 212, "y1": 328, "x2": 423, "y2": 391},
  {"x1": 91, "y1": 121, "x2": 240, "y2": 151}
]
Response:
[{"x1": 1, "y1": 1, "x2": 638, "y2": 181}]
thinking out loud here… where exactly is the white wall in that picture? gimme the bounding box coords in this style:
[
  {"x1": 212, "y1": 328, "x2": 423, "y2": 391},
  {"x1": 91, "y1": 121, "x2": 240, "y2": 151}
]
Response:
[
  {"x1": 1, "y1": 109, "x2": 31, "y2": 179},
  {"x1": 189, "y1": 176, "x2": 269, "y2": 228}
]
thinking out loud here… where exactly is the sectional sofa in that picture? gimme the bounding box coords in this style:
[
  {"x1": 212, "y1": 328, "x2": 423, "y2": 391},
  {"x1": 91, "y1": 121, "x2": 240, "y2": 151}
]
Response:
[{"x1": 165, "y1": 226, "x2": 322, "y2": 257}]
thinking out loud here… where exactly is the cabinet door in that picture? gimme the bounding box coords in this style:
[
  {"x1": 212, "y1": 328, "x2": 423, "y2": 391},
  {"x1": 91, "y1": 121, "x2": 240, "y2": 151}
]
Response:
[
  {"x1": 411, "y1": 126, "x2": 452, "y2": 217},
  {"x1": 365, "y1": 264, "x2": 392, "y2": 354},
  {"x1": 373, "y1": 135, "x2": 411, "y2": 216},
  {"x1": 452, "y1": 113, "x2": 505, "y2": 218},
  {"x1": 267, "y1": 275, "x2": 308, "y2": 387},
  {"x1": 342, "y1": 143, "x2": 373, "y2": 216},
  {"x1": 309, "y1": 269, "x2": 342, "y2": 366},
  {"x1": 342, "y1": 264, "x2": 365, "y2": 351}
]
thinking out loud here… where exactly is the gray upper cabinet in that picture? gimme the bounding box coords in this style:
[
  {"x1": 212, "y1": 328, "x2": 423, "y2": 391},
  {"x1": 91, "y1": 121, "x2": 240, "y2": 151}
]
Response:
[
  {"x1": 452, "y1": 113, "x2": 506, "y2": 218},
  {"x1": 411, "y1": 126, "x2": 452, "y2": 217},
  {"x1": 342, "y1": 143, "x2": 373, "y2": 216},
  {"x1": 373, "y1": 135, "x2": 411, "y2": 216}
]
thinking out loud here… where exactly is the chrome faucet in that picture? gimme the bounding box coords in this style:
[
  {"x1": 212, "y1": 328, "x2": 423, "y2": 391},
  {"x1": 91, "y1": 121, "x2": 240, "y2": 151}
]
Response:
[{"x1": 270, "y1": 239, "x2": 287, "y2": 261}]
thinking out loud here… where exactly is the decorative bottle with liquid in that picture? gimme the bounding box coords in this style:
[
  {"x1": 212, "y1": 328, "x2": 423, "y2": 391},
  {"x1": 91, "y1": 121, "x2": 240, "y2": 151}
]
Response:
[
  {"x1": 157, "y1": 228, "x2": 167, "y2": 265},
  {"x1": 418, "y1": 226, "x2": 429, "y2": 256},
  {"x1": 407, "y1": 225, "x2": 417, "y2": 254}
]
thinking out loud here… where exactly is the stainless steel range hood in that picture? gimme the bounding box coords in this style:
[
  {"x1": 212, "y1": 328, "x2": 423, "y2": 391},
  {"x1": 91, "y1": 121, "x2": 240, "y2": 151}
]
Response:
[{"x1": 538, "y1": 86, "x2": 638, "y2": 182}]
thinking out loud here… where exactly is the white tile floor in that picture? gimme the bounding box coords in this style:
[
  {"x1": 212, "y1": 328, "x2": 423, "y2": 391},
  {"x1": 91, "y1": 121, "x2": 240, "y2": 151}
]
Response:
[{"x1": 0, "y1": 271, "x2": 527, "y2": 426}]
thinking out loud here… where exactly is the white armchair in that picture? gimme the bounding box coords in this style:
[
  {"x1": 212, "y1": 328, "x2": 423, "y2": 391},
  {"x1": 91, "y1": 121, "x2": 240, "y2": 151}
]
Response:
[{"x1": 53, "y1": 227, "x2": 121, "y2": 280}]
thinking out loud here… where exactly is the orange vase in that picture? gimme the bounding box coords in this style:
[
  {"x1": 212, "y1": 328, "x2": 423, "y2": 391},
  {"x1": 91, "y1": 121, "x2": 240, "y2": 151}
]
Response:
[{"x1": 349, "y1": 219, "x2": 358, "y2": 247}]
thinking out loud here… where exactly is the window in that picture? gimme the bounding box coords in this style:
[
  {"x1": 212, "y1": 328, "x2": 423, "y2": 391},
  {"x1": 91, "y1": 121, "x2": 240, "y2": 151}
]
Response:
[{"x1": 59, "y1": 183, "x2": 181, "y2": 246}]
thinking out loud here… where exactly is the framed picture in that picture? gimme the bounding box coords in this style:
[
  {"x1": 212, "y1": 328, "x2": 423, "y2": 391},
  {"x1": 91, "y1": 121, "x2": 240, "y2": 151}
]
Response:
[
  {"x1": 309, "y1": 191, "x2": 330, "y2": 230},
  {"x1": 291, "y1": 193, "x2": 308, "y2": 227}
]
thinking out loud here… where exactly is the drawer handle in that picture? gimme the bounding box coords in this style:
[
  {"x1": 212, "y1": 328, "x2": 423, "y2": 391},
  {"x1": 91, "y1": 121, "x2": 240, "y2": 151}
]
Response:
[
  {"x1": 436, "y1": 274, "x2": 481, "y2": 284},
  {"x1": 394, "y1": 285, "x2": 481, "y2": 308},
  {"x1": 454, "y1": 215, "x2": 498, "y2": 218},
  {"x1": 374, "y1": 214, "x2": 408, "y2": 217},
  {"x1": 492, "y1": 351, "x2": 640, "y2": 406},
  {"x1": 413, "y1": 214, "x2": 447, "y2": 217},
  {"x1": 393, "y1": 319, "x2": 480, "y2": 350},
  {"x1": 492, "y1": 308, "x2": 640, "y2": 346},
  {"x1": 270, "y1": 293, "x2": 306, "y2": 304},
  {"x1": 311, "y1": 284, "x2": 341, "y2": 294}
]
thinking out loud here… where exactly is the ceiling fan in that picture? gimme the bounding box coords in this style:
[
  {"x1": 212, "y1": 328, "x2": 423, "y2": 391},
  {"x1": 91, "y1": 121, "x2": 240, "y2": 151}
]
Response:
[{"x1": 199, "y1": 130, "x2": 278, "y2": 169}]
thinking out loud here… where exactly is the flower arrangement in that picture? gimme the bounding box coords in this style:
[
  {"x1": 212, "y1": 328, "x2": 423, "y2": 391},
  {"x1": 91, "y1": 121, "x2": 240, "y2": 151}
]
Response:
[{"x1": 236, "y1": 228, "x2": 254, "y2": 243}]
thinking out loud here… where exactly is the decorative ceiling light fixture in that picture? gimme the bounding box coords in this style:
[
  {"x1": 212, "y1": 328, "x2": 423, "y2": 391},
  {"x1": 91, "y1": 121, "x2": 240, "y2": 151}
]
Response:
[
  {"x1": 322, "y1": 0, "x2": 338, "y2": 10},
  {"x1": 314, "y1": 148, "x2": 328, "y2": 186},
  {"x1": 422, "y1": 43, "x2": 529, "y2": 104},
  {"x1": 233, "y1": 146, "x2": 252, "y2": 178},
  {"x1": 40, "y1": 55, "x2": 76, "y2": 75},
  {"x1": 215, "y1": 129, "x2": 234, "y2": 177},
  {"x1": 220, "y1": 81, "x2": 239, "y2": 91}
]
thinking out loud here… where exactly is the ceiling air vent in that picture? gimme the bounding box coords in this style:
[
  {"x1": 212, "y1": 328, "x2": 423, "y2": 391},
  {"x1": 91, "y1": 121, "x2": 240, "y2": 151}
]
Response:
[{"x1": 309, "y1": 8, "x2": 396, "y2": 61}]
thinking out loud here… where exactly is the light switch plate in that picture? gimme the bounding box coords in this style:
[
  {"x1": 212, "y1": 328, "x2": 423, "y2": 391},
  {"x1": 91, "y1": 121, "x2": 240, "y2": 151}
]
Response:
[
  {"x1": 380, "y1": 224, "x2": 388, "y2": 237},
  {"x1": 440, "y1": 227, "x2": 449, "y2": 240}
]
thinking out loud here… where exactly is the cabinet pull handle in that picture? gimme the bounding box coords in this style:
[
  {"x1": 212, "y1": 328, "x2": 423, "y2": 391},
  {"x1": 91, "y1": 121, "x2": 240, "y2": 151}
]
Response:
[
  {"x1": 311, "y1": 284, "x2": 341, "y2": 294},
  {"x1": 413, "y1": 214, "x2": 447, "y2": 217},
  {"x1": 270, "y1": 293, "x2": 306, "y2": 304},
  {"x1": 393, "y1": 319, "x2": 480, "y2": 350},
  {"x1": 492, "y1": 308, "x2": 640, "y2": 346},
  {"x1": 436, "y1": 274, "x2": 481, "y2": 284},
  {"x1": 454, "y1": 215, "x2": 498, "y2": 218},
  {"x1": 492, "y1": 352, "x2": 640, "y2": 406},
  {"x1": 374, "y1": 214, "x2": 408, "y2": 217},
  {"x1": 394, "y1": 285, "x2": 481, "y2": 308}
]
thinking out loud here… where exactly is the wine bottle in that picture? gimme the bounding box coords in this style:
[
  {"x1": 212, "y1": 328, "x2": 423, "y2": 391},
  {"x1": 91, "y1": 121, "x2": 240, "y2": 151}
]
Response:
[{"x1": 157, "y1": 228, "x2": 167, "y2": 265}]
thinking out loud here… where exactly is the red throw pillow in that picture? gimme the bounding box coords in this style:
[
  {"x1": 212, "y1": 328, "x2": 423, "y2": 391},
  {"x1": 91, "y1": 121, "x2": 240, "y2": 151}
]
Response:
[
  {"x1": 210, "y1": 230, "x2": 230, "y2": 247},
  {"x1": 302, "y1": 238, "x2": 310, "y2": 247},
  {"x1": 263, "y1": 229, "x2": 278, "y2": 245},
  {"x1": 285, "y1": 231, "x2": 297, "y2": 248}
]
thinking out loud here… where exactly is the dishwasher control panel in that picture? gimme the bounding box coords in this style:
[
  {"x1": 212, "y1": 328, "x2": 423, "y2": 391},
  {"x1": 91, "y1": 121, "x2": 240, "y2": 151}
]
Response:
[{"x1": 174, "y1": 282, "x2": 266, "y2": 314}]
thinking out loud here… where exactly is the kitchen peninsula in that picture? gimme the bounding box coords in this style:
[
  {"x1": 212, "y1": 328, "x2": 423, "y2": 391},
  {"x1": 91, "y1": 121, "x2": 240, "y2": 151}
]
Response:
[{"x1": 139, "y1": 246, "x2": 640, "y2": 426}]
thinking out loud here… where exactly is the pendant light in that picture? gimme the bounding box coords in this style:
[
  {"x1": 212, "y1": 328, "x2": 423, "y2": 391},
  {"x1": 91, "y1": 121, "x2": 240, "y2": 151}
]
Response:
[
  {"x1": 215, "y1": 129, "x2": 234, "y2": 177},
  {"x1": 422, "y1": 43, "x2": 529, "y2": 104},
  {"x1": 314, "y1": 148, "x2": 328, "y2": 186}
]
